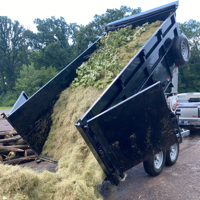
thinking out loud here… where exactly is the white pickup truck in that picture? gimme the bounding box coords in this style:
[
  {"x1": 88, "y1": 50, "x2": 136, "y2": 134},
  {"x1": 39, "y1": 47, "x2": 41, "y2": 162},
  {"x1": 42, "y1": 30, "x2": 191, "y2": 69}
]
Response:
[{"x1": 169, "y1": 93, "x2": 200, "y2": 129}]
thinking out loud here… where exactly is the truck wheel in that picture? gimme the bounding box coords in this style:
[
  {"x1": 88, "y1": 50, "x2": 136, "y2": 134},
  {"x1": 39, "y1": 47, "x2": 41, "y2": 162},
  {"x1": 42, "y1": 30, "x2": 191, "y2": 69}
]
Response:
[
  {"x1": 165, "y1": 142, "x2": 179, "y2": 166},
  {"x1": 172, "y1": 35, "x2": 190, "y2": 66},
  {"x1": 143, "y1": 150, "x2": 166, "y2": 176}
]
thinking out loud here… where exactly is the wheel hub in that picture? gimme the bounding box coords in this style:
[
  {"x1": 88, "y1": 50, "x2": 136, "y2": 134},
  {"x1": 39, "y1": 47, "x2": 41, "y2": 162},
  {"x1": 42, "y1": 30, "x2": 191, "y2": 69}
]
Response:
[
  {"x1": 170, "y1": 143, "x2": 178, "y2": 161},
  {"x1": 155, "y1": 155, "x2": 160, "y2": 161},
  {"x1": 181, "y1": 41, "x2": 188, "y2": 60},
  {"x1": 154, "y1": 151, "x2": 163, "y2": 169}
]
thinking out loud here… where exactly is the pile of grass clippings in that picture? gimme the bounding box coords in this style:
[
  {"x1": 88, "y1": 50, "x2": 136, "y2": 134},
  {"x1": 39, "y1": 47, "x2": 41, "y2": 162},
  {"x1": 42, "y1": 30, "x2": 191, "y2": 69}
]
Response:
[{"x1": 0, "y1": 21, "x2": 162, "y2": 200}]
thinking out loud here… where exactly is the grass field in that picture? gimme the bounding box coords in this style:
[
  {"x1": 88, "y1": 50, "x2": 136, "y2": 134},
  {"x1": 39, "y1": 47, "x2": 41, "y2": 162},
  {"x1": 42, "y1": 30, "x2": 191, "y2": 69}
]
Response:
[{"x1": 0, "y1": 107, "x2": 12, "y2": 110}]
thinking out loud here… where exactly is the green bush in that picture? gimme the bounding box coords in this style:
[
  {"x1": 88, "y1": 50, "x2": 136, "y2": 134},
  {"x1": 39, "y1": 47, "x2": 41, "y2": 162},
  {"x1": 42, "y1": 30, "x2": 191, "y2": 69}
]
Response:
[
  {"x1": 15, "y1": 63, "x2": 58, "y2": 97},
  {"x1": 0, "y1": 91, "x2": 19, "y2": 107}
]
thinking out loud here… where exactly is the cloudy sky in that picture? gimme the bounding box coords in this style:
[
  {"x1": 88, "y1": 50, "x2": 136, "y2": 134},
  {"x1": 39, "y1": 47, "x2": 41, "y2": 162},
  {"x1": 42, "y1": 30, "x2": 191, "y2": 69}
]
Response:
[{"x1": 0, "y1": 0, "x2": 198, "y2": 32}]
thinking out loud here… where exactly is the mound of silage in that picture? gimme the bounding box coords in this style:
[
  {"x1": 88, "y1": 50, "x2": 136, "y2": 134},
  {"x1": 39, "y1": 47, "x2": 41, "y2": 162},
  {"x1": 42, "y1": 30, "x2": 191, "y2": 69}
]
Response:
[{"x1": 0, "y1": 21, "x2": 162, "y2": 200}]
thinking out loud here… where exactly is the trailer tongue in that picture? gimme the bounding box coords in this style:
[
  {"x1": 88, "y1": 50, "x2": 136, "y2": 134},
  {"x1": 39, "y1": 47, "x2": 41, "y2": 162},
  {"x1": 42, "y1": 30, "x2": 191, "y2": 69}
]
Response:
[{"x1": 2, "y1": 1, "x2": 190, "y2": 186}]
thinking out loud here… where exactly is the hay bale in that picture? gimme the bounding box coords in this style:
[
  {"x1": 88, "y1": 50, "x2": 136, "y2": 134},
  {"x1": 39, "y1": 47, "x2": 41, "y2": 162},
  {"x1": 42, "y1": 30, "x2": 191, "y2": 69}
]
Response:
[{"x1": 0, "y1": 21, "x2": 162, "y2": 200}]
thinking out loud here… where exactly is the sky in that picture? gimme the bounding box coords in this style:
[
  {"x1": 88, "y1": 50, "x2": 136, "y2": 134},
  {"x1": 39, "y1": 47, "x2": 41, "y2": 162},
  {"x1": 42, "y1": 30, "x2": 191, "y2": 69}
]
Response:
[{"x1": 0, "y1": 0, "x2": 198, "y2": 32}]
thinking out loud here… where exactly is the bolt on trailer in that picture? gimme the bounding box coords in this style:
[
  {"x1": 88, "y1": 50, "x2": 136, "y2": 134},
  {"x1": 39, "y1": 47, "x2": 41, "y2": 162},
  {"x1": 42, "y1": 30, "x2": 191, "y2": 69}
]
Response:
[{"x1": 2, "y1": 1, "x2": 190, "y2": 186}]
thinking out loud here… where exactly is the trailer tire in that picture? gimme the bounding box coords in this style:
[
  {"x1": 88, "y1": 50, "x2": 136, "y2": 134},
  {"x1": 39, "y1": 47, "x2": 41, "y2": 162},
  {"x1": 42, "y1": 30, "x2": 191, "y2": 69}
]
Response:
[
  {"x1": 165, "y1": 142, "x2": 179, "y2": 166},
  {"x1": 143, "y1": 150, "x2": 166, "y2": 176},
  {"x1": 172, "y1": 35, "x2": 190, "y2": 66}
]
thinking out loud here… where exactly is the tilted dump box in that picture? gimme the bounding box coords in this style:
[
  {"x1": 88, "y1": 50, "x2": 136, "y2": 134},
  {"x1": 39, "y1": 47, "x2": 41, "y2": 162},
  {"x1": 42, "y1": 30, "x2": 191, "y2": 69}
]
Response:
[{"x1": 3, "y1": 1, "x2": 190, "y2": 185}]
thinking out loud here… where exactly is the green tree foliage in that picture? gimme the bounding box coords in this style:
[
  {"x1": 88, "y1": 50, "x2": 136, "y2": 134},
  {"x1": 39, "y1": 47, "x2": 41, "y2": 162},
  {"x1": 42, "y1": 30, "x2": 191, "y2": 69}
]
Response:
[
  {"x1": 0, "y1": 17, "x2": 28, "y2": 93},
  {"x1": 0, "y1": 91, "x2": 18, "y2": 107},
  {"x1": 34, "y1": 16, "x2": 70, "y2": 49},
  {"x1": 15, "y1": 63, "x2": 42, "y2": 96},
  {"x1": 30, "y1": 17, "x2": 72, "y2": 70},
  {"x1": 178, "y1": 20, "x2": 200, "y2": 92},
  {"x1": 39, "y1": 66, "x2": 58, "y2": 84},
  {"x1": 179, "y1": 20, "x2": 200, "y2": 44},
  {"x1": 15, "y1": 63, "x2": 57, "y2": 96},
  {"x1": 91, "y1": 6, "x2": 142, "y2": 36}
]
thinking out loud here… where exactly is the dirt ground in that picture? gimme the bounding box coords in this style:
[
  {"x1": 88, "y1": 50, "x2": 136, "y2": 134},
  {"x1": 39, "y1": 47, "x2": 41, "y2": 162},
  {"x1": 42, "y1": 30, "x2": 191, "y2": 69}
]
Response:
[{"x1": 1, "y1": 110, "x2": 200, "y2": 200}]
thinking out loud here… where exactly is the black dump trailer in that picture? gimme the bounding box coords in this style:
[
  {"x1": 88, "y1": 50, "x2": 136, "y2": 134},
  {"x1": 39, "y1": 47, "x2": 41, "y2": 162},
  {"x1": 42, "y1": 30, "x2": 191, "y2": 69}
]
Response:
[{"x1": 2, "y1": 1, "x2": 190, "y2": 186}]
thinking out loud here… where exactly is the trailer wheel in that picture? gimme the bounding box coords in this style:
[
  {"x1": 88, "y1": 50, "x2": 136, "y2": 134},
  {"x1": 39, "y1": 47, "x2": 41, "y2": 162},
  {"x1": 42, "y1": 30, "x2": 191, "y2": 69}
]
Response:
[
  {"x1": 165, "y1": 142, "x2": 179, "y2": 166},
  {"x1": 143, "y1": 150, "x2": 166, "y2": 176},
  {"x1": 172, "y1": 35, "x2": 190, "y2": 66}
]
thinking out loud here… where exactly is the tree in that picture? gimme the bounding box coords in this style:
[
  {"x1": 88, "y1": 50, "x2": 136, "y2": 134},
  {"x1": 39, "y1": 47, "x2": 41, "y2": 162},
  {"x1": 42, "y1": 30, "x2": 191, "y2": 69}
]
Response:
[
  {"x1": 30, "y1": 17, "x2": 72, "y2": 70},
  {"x1": 0, "y1": 17, "x2": 29, "y2": 94},
  {"x1": 179, "y1": 20, "x2": 200, "y2": 44},
  {"x1": 178, "y1": 20, "x2": 200, "y2": 93},
  {"x1": 34, "y1": 16, "x2": 70, "y2": 49},
  {"x1": 15, "y1": 63, "x2": 58, "y2": 96},
  {"x1": 39, "y1": 66, "x2": 58, "y2": 85},
  {"x1": 15, "y1": 63, "x2": 42, "y2": 96},
  {"x1": 91, "y1": 6, "x2": 142, "y2": 36}
]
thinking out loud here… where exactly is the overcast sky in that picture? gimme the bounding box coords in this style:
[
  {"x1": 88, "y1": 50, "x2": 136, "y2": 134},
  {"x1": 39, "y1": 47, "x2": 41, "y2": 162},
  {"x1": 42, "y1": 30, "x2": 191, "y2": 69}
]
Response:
[{"x1": 0, "y1": 0, "x2": 198, "y2": 32}]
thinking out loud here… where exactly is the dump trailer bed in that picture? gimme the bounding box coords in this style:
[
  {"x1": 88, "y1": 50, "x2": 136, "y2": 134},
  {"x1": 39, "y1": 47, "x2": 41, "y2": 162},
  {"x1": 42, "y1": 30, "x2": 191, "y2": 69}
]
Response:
[{"x1": 3, "y1": 1, "x2": 187, "y2": 185}]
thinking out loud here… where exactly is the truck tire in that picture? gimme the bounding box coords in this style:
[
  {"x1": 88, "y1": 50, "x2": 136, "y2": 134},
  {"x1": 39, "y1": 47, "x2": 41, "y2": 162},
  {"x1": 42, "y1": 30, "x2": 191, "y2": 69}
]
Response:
[
  {"x1": 165, "y1": 142, "x2": 179, "y2": 166},
  {"x1": 143, "y1": 150, "x2": 166, "y2": 176},
  {"x1": 172, "y1": 35, "x2": 190, "y2": 66}
]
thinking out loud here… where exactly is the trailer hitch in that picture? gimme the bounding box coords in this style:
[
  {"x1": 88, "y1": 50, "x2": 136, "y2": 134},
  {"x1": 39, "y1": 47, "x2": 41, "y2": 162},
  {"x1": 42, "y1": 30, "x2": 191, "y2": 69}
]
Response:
[{"x1": 1, "y1": 113, "x2": 7, "y2": 119}]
